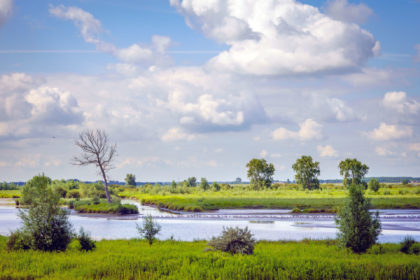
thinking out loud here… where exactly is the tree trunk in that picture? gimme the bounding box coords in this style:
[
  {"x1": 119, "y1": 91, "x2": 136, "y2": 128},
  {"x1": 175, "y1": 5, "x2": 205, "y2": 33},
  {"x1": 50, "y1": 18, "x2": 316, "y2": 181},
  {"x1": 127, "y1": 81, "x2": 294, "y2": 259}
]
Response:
[{"x1": 99, "y1": 165, "x2": 111, "y2": 203}]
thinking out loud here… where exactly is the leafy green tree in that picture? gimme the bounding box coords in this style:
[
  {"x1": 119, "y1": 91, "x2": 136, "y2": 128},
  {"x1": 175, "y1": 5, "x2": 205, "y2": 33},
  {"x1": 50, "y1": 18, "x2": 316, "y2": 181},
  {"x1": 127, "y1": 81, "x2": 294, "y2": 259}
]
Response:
[
  {"x1": 125, "y1": 173, "x2": 136, "y2": 186},
  {"x1": 402, "y1": 179, "x2": 409, "y2": 185},
  {"x1": 339, "y1": 158, "x2": 369, "y2": 188},
  {"x1": 199, "y1": 178, "x2": 210, "y2": 191},
  {"x1": 368, "y1": 178, "x2": 380, "y2": 192},
  {"x1": 235, "y1": 177, "x2": 242, "y2": 184},
  {"x1": 212, "y1": 182, "x2": 221, "y2": 191},
  {"x1": 8, "y1": 174, "x2": 73, "y2": 251},
  {"x1": 335, "y1": 184, "x2": 381, "y2": 253},
  {"x1": 186, "y1": 177, "x2": 197, "y2": 187},
  {"x1": 246, "y1": 158, "x2": 275, "y2": 190},
  {"x1": 136, "y1": 215, "x2": 161, "y2": 245},
  {"x1": 292, "y1": 155, "x2": 320, "y2": 190}
]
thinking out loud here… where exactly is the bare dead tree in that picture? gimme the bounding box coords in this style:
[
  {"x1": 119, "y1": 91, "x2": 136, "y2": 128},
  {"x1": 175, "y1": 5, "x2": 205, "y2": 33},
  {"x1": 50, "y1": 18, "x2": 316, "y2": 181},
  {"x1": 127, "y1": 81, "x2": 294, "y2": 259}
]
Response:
[{"x1": 72, "y1": 129, "x2": 116, "y2": 203}]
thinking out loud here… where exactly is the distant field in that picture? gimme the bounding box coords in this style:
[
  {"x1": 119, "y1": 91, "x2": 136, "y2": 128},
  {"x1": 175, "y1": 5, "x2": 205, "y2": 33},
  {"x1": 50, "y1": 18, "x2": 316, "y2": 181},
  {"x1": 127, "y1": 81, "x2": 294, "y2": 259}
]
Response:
[
  {"x1": 0, "y1": 237, "x2": 419, "y2": 279},
  {"x1": 119, "y1": 184, "x2": 420, "y2": 212},
  {"x1": 0, "y1": 190, "x2": 20, "y2": 199}
]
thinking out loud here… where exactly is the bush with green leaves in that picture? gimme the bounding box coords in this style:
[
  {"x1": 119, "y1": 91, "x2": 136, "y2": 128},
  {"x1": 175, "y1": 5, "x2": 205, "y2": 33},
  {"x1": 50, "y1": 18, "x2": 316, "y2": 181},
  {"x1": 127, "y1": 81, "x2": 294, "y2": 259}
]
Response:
[
  {"x1": 208, "y1": 226, "x2": 256, "y2": 255},
  {"x1": 368, "y1": 178, "x2": 380, "y2": 192},
  {"x1": 335, "y1": 184, "x2": 381, "y2": 253},
  {"x1": 136, "y1": 215, "x2": 161, "y2": 245},
  {"x1": 8, "y1": 174, "x2": 73, "y2": 251},
  {"x1": 400, "y1": 236, "x2": 419, "y2": 254},
  {"x1": 77, "y1": 228, "x2": 96, "y2": 251}
]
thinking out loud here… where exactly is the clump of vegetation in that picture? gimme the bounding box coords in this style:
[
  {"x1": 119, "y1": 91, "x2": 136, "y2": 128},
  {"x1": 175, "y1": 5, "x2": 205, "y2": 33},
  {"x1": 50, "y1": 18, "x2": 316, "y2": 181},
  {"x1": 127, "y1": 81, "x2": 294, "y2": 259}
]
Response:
[
  {"x1": 246, "y1": 158, "x2": 275, "y2": 190},
  {"x1": 368, "y1": 178, "x2": 380, "y2": 192},
  {"x1": 292, "y1": 155, "x2": 320, "y2": 190},
  {"x1": 336, "y1": 184, "x2": 381, "y2": 253},
  {"x1": 339, "y1": 158, "x2": 369, "y2": 188},
  {"x1": 73, "y1": 199, "x2": 138, "y2": 215},
  {"x1": 8, "y1": 174, "x2": 73, "y2": 251},
  {"x1": 400, "y1": 236, "x2": 419, "y2": 255},
  {"x1": 136, "y1": 215, "x2": 161, "y2": 245},
  {"x1": 77, "y1": 228, "x2": 96, "y2": 251},
  {"x1": 208, "y1": 226, "x2": 256, "y2": 255},
  {"x1": 125, "y1": 173, "x2": 136, "y2": 187}
]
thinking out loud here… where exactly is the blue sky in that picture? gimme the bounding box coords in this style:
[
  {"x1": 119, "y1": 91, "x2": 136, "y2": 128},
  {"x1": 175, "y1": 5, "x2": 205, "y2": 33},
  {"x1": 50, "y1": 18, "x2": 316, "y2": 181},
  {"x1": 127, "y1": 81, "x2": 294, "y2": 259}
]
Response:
[{"x1": 0, "y1": 0, "x2": 419, "y2": 182}]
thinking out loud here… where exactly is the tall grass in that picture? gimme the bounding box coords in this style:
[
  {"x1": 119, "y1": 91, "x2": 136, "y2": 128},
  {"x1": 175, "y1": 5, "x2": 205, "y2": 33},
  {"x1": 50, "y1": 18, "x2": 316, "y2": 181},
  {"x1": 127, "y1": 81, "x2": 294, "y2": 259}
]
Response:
[{"x1": 0, "y1": 237, "x2": 419, "y2": 279}]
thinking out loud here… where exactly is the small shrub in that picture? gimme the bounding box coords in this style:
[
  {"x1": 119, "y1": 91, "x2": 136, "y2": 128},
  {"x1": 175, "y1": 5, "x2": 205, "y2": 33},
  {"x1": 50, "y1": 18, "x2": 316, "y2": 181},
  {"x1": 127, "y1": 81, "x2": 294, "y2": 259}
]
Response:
[
  {"x1": 292, "y1": 207, "x2": 301, "y2": 213},
  {"x1": 383, "y1": 190, "x2": 391, "y2": 195},
  {"x1": 400, "y1": 236, "x2": 416, "y2": 254},
  {"x1": 77, "y1": 228, "x2": 96, "y2": 251},
  {"x1": 368, "y1": 178, "x2": 380, "y2": 192},
  {"x1": 136, "y1": 215, "x2": 161, "y2": 245},
  {"x1": 7, "y1": 230, "x2": 31, "y2": 251},
  {"x1": 208, "y1": 226, "x2": 256, "y2": 255}
]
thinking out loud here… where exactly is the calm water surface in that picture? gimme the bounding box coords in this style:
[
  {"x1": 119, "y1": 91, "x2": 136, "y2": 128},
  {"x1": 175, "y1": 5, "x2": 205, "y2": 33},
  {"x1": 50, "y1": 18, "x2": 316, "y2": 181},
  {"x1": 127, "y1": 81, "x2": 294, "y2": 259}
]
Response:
[{"x1": 1, "y1": 199, "x2": 419, "y2": 243}]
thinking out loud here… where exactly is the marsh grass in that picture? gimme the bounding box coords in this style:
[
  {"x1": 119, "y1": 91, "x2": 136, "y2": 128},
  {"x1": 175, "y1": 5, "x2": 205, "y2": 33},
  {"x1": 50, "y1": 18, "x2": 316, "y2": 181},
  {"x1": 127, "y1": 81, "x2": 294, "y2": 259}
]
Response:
[
  {"x1": 0, "y1": 237, "x2": 419, "y2": 279},
  {"x1": 119, "y1": 184, "x2": 420, "y2": 212}
]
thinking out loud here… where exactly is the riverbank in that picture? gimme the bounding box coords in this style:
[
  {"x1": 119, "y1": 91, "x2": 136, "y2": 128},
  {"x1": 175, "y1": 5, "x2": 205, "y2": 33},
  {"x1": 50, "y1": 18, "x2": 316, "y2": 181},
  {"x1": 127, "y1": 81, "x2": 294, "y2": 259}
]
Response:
[{"x1": 0, "y1": 237, "x2": 419, "y2": 279}]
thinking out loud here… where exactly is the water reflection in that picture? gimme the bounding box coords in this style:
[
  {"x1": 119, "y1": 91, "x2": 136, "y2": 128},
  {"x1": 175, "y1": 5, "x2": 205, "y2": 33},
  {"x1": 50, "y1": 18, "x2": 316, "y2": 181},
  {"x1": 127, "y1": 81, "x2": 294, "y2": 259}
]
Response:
[{"x1": 1, "y1": 199, "x2": 419, "y2": 243}]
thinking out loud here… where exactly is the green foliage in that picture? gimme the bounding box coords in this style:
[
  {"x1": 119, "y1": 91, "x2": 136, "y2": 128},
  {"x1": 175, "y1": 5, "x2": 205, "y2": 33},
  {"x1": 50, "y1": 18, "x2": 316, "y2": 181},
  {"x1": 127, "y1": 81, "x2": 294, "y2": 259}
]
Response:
[
  {"x1": 136, "y1": 215, "x2": 161, "y2": 245},
  {"x1": 199, "y1": 178, "x2": 210, "y2": 191},
  {"x1": 77, "y1": 228, "x2": 96, "y2": 251},
  {"x1": 246, "y1": 158, "x2": 275, "y2": 190},
  {"x1": 11, "y1": 174, "x2": 73, "y2": 252},
  {"x1": 73, "y1": 199, "x2": 138, "y2": 215},
  {"x1": 336, "y1": 185, "x2": 381, "y2": 253},
  {"x1": 292, "y1": 155, "x2": 320, "y2": 190},
  {"x1": 185, "y1": 177, "x2": 197, "y2": 187},
  {"x1": 211, "y1": 182, "x2": 221, "y2": 191},
  {"x1": 368, "y1": 178, "x2": 380, "y2": 192},
  {"x1": 0, "y1": 182, "x2": 19, "y2": 190},
  {"x1": 208, "y1": 227, "x2": 256, "y2": 255},
  {"x1": 1, "y1": 237, "x2": 420, "y2": 279},
  {"x1": 125, "y1": 173, "x2": 136, "y2": 186},
  {"x1": 402, "y1": 179, "x2": 409, "y2": 185},
  {"x1": 66, "y1": 189, "x2": 81, "y2": 199},
  {"x1": 400, "y1": 236, "x2": 419, "y2": 255},
  {"x1": 339, "y1": 158, "x2": 369, "y2": 188}
]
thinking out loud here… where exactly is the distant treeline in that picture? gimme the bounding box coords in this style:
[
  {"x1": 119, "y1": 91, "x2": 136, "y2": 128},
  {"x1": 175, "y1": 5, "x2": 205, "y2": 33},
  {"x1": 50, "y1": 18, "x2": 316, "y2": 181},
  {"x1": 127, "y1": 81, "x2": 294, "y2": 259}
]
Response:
[{"x1": 2, "y1": 177, "x2": 419, "y2": 186}]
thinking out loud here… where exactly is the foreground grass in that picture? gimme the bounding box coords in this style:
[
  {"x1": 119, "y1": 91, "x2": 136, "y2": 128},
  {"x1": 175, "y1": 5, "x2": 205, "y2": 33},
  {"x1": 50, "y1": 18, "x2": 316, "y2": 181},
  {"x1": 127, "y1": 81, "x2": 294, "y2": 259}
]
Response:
[
  {"x1": 120, "y1": 185, "x2": 420, "y2": 212},
  {"x1": 0, "y1": 237, "x2": 419, "y2": 280}
]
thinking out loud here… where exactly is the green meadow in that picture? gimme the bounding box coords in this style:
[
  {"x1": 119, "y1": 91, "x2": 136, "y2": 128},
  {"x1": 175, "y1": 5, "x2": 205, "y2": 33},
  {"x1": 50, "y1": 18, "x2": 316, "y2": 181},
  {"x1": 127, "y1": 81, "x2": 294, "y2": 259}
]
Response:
[
  {"x1": 0, "y1": 237, "x2": 419, "y2": 280},
  {"x1": 119, "y1": 183, "x2": 420, "y2": 212}
]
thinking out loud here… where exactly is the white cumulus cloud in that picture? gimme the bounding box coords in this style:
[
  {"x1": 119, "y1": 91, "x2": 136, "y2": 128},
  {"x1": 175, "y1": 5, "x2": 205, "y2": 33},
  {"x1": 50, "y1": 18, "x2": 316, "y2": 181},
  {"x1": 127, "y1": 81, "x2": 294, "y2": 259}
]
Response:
[
  {"x1": 272, "y1": 119, "x2": 322, "y2": 141},
  {"x1": 325, "y1": 0, "x2": 372, "y2": 24},
  {"x1": 161, "y1": 127, "x2": 196, "y2": 142},
  {"x1": 383, "y1": 91, "x2": 420, "y2": 115},
  {"x1": 171, "y1": 0, "x2": 379, "y2": 76},
  {"x1": 368, "y1": 123, "x2": 413, "y2": 141},
  {"x1": 317, "y1": 145, "x2": 338, "y2": 157},
  {"x1": 0, "y1": 0, "x2": 13, "y2": 27}
]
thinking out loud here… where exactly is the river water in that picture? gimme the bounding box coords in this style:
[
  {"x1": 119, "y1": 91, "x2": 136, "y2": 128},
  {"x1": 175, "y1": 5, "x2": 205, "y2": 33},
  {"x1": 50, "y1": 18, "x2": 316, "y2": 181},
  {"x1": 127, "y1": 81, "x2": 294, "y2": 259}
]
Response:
[{"x1": 1, "y1": 199, "x2": 419, "y2": 243}]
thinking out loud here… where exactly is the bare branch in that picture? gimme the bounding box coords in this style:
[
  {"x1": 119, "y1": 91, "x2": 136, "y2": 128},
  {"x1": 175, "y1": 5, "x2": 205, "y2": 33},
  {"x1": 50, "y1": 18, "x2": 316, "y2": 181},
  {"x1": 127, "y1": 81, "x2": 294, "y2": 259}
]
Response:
[{"x1": 72, "y1": 129, "x2": 117, "y2": 203}]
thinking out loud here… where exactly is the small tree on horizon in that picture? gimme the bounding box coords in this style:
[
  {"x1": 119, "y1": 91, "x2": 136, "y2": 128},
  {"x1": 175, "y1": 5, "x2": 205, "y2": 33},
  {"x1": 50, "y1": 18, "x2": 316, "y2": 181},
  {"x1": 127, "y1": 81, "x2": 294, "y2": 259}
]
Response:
[
  {"x1": 73, "y1": 129, "x2": 117, "y2": 203},
  {"x1": 125, "y1": 173, "x2": 136, "y2": 186},
  {"x1": 292, "y1": 155, "x2": 320, "y2": 190},
  {"x1": 339, "y1": 158, "x2": 369, "y2": 188},
  {"x1": 246, "y1": 158, "x2": 275, "y2": 190},
  {"x1": 335, "y1": 184, "x2": 381, "y2": 253},
  {"x1": 199, "y1": 178, "x2": 210, "y2": 191},
  {"x1": 368, "y1": 178, "x2": 380, "y2": 192}
]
